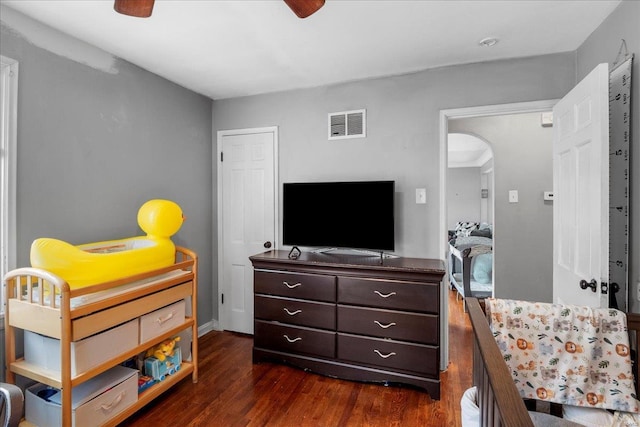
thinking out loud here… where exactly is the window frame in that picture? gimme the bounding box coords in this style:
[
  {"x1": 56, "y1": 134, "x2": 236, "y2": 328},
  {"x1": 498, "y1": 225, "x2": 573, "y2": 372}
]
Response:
[{"x1": 1, "y1": 55, "x2": 18, "y2": 319}]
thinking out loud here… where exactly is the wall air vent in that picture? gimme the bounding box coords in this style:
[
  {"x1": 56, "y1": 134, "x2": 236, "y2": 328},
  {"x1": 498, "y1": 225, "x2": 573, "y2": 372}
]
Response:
[{"x1": 328, "y1": 109, "x2": 366, "y2": 140}]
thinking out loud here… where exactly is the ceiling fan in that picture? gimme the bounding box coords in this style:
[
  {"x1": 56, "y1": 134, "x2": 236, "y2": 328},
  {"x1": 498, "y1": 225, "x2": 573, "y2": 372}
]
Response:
[{"x1": 114, "y1": 0, "x2": 325, "y2": 19}]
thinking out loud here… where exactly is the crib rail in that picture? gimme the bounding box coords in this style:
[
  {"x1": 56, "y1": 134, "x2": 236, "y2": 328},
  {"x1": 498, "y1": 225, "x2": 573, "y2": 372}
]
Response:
[
  {"x1": 467, "y1": 297, "x2": 640, "y2": 426},
  {"x1": 467, "y1": 297, "x2": 534, "y2": 427}
]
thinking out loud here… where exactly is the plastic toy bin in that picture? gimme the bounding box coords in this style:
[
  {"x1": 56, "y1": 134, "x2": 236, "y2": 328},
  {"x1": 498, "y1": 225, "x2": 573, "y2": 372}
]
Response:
[
  {"x1": 25, "y1": 365, "x2": 138, "y2": 427},
  {"x1": 24, "y1": 319, "x2": 138, "y2": 376}
]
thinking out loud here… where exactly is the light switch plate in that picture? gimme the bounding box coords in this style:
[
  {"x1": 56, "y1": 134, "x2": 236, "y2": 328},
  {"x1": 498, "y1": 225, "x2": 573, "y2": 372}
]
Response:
[
  {"x1": 416, "y1": 188, "x2": 426, "y2": 204},
  {"x1": 509, "y1": 190, "x2": 519, "y2": 203}
]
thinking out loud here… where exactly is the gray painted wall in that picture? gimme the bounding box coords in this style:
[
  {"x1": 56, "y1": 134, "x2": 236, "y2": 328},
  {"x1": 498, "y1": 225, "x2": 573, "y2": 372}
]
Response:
[
  {"x1": 0, "y1": 8, "x2": 215, "y2": 325},
  {"x1": 449, "y1": 112, "x2": 554, "y2": 302},
  {"x1": 213, "y1": 53, "x2": 575, "y2": 277},
  {"x1": 447, "y1": 167, "x2": 481, "y2": 229},
  {"x1": 575, "y1": 0, "x2": 640, "y2": 312},
  {"x1": 213, "y1": 53, "x2": 574, "y2": 308}
]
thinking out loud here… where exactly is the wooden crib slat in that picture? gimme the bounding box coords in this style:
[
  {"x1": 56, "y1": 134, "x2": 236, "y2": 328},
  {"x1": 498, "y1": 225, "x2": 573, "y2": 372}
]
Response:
[{"x1": 482, "y1": 374, "x2": 489, "y2": 426}]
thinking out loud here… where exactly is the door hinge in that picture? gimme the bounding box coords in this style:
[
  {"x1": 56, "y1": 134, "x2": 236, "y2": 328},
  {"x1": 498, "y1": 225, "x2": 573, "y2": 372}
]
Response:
[
  {"x1": 220, "y1": 152, "x2": 223, "y2": 162},
  {"x1": 221, "y1": 293, "x2": 224, "y2": 304}
]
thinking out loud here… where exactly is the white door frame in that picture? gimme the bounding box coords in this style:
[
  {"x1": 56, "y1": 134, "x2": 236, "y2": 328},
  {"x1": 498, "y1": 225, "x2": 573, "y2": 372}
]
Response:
[
  {"x1": 438, "y1": 99, "x2": 557, "y2": 370},
  {"x1": 216, "y1": 126, "x2": 279, "y2": 332}
]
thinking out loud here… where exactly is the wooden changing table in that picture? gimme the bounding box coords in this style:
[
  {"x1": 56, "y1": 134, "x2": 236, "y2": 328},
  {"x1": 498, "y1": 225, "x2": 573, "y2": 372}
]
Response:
[{"x1": 3, "y1": 246, "x2": 198, "y2": 427}]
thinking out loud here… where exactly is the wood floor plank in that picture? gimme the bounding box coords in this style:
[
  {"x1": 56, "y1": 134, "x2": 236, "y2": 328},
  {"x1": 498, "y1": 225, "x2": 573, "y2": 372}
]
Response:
[{"x1": 120, "y1": 288, "x2": 472, "y2": 426}]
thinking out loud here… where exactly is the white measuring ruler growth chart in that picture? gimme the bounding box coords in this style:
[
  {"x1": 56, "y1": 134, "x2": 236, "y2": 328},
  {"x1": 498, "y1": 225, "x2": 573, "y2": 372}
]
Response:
[{"x1": 608, "y1": 40, "x2": 633, "y2": 311}]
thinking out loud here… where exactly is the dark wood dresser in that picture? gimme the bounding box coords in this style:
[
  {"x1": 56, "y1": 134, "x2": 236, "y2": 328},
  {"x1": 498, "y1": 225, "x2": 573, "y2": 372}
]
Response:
[{"x1": 249, "y1": 250, "x2": 446, "y2": 399}]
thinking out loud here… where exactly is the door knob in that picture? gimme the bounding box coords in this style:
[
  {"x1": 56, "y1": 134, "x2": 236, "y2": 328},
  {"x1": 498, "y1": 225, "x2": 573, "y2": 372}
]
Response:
[
  {"x1": 263, "y1": 241, "x2": 272, "y2": 249},
  {"x1": 579, "y1": 279, "x2": 598, "y2": 292}
]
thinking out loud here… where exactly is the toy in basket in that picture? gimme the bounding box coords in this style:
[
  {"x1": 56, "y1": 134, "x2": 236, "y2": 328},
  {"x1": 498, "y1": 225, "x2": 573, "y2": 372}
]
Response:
[
  {"x1": 30, "y1": 199, "x2": 184, "y2": 288},
  {"x1": 144, "y1": 337, "x2": 182, "y2": 382},
  {"x1": 138, "y1": 375, "x2": 156, "y2": 393}
]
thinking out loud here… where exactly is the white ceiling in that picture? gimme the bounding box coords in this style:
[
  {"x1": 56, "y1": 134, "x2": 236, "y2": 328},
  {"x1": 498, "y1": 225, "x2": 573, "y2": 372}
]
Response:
[
  {"x1": 1, "y1": 0, "x2": 621, "y2": 100},
  {"x1": 448, "y1": 133, "x2": 492, "y2": 168}
]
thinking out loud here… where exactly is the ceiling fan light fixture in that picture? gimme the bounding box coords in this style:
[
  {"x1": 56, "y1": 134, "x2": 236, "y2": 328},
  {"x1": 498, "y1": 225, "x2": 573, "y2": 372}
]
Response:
[
  {"x1": 284, "y1": 0, "x2": 325, "y2": 18},
  {"x1": 114, "y1": 0, "x2": 155, "y2": 18}
]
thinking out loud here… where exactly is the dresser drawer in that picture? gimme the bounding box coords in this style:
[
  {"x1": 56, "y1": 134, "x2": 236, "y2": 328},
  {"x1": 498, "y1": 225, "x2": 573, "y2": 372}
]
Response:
[
  {"x1": 254, "y1": 321, "x2": 336, "y2": 358},
  {"x1": 255, "y1": 270, "x2": 336, "y2": 302},
  {"x1": 255, "y1": 295, "x2": 336, "y2": 330},
  {"x1": 337, "y1": 333, "x2": 438, "y2": 376},
  {"x1": 338, "y1": 277, "x2": 438, "y2": 313},
  {"x1": 337, "y1": 305, "x2": 438, "y2": 345}
]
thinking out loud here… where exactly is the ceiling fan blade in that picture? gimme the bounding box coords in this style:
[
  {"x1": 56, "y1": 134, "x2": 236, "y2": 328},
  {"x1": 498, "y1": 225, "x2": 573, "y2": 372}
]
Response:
[
  {"x1": 284, "y1": 0, "x2": 325, "y2": 18},
  {"x1": 114, "y1": 0, "x2": 155, "y2": 18}
]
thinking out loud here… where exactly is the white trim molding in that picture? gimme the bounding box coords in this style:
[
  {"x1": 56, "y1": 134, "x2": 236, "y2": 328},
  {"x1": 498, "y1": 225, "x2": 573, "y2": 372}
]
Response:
[{"x1": 0, "y1": 55, "x2": 18, "y2": 319}]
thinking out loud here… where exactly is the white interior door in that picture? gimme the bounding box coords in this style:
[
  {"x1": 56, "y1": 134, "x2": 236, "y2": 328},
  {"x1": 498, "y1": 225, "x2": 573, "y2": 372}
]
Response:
[
  {"x1": 219, "y1": 128, "x2": 277, "y2": 334},
  {"x1": 553, "y1": 63, "x2": 609, "y2": 307}
]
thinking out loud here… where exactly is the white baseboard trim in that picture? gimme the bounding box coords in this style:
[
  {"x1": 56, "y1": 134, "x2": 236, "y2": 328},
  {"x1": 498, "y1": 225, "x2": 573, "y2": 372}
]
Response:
[{"x1": 197, "y1": 319, "x2": 220, "y2": 337}]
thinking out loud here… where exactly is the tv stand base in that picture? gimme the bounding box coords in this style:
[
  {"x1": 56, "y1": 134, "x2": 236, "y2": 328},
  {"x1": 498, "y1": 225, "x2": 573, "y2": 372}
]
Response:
[{"x1": 310, "y1": 247, "x2": 398, "y2": 259}]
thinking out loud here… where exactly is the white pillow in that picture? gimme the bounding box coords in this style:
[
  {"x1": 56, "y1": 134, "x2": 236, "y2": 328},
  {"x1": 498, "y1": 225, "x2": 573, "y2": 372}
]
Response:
[
  {"x1": 562, "y1": 405, "x2": 615, "y2": 427},
  {"x1": 460, "y1": 387, "x2": 479, "y2": 427}
]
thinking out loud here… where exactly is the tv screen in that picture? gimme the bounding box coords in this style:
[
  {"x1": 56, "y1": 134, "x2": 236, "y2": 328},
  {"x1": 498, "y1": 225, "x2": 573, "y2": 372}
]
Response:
[{"x1": 282, "y1": 180, "x2": 395, "y2": 251}]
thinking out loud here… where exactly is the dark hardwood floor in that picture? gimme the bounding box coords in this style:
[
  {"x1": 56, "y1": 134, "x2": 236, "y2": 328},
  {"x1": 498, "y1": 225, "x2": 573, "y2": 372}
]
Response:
[{"x1": 120, "y1": 289, "x2": 472, "y2": 427}]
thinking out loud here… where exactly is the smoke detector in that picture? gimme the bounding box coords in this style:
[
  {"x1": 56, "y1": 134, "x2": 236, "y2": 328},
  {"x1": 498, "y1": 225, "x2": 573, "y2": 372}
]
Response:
[{"x1": 479, "y1": 37, "x2": 499, "y2": 47}]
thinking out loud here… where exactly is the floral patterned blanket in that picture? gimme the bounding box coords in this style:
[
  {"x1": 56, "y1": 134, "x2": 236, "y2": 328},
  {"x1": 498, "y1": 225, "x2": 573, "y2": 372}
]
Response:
[{"x1": 487, "y1": 298, "x2": 640, "y2": 413}]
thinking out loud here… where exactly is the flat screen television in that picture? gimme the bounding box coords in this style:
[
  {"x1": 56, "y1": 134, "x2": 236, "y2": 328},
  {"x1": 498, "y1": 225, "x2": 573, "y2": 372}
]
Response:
[{"x1": 282, "y1": 180, "x2": 395, "y2": 251}]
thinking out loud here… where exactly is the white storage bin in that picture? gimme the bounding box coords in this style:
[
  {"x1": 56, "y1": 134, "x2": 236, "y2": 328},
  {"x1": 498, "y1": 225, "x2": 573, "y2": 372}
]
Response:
[
  {"x1": 140, "y1": 300, "x2": 186, "y2": 344},
  {"x1": 24, "y1": 319, "x2": 138, "y2": 376},
  {"x1": 25, "y1": 365, "x2": 138, "y2": 427}
]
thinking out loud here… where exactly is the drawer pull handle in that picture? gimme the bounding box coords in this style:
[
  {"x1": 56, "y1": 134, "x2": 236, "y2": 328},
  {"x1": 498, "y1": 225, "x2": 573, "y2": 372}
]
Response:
[
  {"x1": 283, "y1": 308, "x2": 302, "y2": 316},
  {"x1": 374, "y1": 320, "x2": 396, "y2": 329},
  {"x1": 373, "y1": 349, "x2": 397, "y2": 359},
  {"x1": 374, "y1": 290, "x2": 396, "y2": 298},
  {"x1": 283, "y1": 281, "x2": 302, "y2": 289},
  {"x1": 283, "y1": 334, "x2": 302, "y2": 343},
  {"x1": 155, "y1": 310, "x2": 175, "y2": 325},
  {"x1": 99, "y1": 390, "x2": 125, "y2": 412}
]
